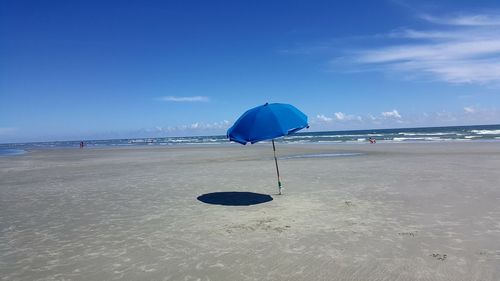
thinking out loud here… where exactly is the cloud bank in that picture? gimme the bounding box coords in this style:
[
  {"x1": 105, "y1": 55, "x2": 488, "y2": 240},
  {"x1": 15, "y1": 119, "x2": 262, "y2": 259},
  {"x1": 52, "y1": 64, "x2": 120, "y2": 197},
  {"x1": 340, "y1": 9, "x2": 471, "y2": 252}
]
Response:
[
  {"x1": 381, "y1": 110, "x2": 402, "y2": 119},
  {"x1": 140, "y1": 120, "x2": 231, "y2": 137},
  {"x1": 311, "y1": 107, "x2": 499, "y2": 131}
]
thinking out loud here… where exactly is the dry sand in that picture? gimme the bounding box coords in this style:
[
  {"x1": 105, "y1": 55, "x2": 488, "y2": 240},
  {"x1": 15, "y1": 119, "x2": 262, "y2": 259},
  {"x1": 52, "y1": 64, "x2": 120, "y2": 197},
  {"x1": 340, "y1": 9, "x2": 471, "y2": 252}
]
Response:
[{"x1": 1, "y1": 143, "x2": 499, "y2": 280}]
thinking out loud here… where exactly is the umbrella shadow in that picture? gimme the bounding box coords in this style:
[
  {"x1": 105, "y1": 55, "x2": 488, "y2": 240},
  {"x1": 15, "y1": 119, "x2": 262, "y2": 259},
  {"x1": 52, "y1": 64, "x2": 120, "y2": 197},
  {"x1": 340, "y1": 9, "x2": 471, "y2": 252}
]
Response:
[{"x1": 197, "y1": 192, "x2": 273, "y2": 206}]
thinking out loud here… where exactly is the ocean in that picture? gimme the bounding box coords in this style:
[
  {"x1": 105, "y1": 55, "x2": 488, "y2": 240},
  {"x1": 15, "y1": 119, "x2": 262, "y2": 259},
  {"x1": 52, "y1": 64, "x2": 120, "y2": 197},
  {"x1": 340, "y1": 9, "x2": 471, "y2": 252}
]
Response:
[{"x1": 1, "y1": 124, "x2": 499, "y2": 156}]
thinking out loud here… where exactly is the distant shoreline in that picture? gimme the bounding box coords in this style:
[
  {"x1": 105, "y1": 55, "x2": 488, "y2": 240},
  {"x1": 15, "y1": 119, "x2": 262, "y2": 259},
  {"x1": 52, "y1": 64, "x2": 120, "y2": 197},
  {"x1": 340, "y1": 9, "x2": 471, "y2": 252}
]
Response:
[{"x1": 2, "y1": 139, "x2": 499, "y2": 158}]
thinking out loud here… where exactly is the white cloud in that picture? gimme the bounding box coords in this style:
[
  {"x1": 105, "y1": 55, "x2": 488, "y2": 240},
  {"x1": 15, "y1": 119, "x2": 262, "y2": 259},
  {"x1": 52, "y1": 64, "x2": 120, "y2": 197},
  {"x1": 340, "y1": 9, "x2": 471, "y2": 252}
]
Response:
[
  {"x1": 158, "y1": 96, "x2": 210, "y2": 102},
  {"x1": 351, "y1": 13, "x2": 500, "y2": 85},
  {"x1": 165, "y1": 120, "x2": 230, "y2": 133},
  {"x1": 315, "y1": 112, "x2": 362, "y2": 123},
  {"x1": 388, "y1": 29, "x2": 464, "y2": 40},
  {"x1": 358, "y1": 40, "x2": 500, "y2": 64},
  {"x1": 137, "y1": 120, "x2": 231, "y2": 137},
  {"x1": 464, "y1": 106, "x2": 476, "y2": 113},
  {"x1": 334, "y1": 112, "x2": 346, "y2": 120},
  {"x1": 334, "y1": 112, "x2": 362, "y2": 121},
  {"x1": 316, "y1": 114, "x2": 333, "y2": 122},
  {"x1": 202, "y1": 120, "x2": 230, "y2": 129},
  {"x1": 381, "y1": 110, "x2": 402, "y2": 119},
  {"x1": 420, "y1": 13, "x2": 500, "y2": 26}
]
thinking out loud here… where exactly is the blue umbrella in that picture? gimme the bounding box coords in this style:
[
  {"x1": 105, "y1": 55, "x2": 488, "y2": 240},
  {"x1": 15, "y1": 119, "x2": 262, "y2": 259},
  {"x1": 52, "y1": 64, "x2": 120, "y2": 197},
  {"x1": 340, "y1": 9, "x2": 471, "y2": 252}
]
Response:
[{"x1": 227, "y1": 103, "x2": 309, "y2": 194}]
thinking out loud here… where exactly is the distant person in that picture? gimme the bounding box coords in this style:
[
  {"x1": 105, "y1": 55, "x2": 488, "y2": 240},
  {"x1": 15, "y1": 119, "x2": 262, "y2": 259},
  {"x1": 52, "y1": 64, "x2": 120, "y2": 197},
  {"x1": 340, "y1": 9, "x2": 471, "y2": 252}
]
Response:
[
  {"x1": 369, "y1": 137, "x2": 376, "y2": 144},
  {"x1": 80, "y1": 141, "x2": 85, "y2": 148}
]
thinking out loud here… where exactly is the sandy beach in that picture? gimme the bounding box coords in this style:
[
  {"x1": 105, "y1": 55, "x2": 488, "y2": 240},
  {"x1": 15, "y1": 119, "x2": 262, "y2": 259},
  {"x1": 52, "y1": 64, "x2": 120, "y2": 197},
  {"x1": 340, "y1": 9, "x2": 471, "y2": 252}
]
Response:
[{"x1": 1, "y1": 142, "x2": 499, "y2": 281}]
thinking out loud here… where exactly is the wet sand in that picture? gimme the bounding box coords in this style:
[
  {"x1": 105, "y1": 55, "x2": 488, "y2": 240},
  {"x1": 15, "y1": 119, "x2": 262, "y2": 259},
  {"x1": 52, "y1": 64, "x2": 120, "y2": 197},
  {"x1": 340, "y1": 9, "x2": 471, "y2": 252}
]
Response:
[{"x1": 1, "y1": 143, "x2": 499, "y2": 280}]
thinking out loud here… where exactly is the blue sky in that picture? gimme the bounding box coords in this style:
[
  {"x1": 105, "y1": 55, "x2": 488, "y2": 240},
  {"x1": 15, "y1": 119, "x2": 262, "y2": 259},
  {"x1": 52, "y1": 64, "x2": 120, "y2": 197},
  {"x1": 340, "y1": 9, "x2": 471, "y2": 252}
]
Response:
[{"x1": 1, "y1": 0, "x2": 500, "y2": 142}]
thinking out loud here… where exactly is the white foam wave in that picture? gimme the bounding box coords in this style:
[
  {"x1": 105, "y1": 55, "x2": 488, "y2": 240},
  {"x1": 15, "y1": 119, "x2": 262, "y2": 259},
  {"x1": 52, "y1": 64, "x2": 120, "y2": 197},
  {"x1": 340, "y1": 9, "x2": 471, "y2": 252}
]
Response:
[
  {"x1": 288, "y1": 133, "x2": 383, "y2": 139},
  {"x1": 168, "y1": 139, "x2": 198, "y2": 143},
  {"x1": 337, "y1": 133, "x2": 383, "y2": 137},
  {"x1": 393, "y1": 137, "x2": 443, "y2": 142},
  {"x1": 399, "y1": 132, "x2": 454, "y2": 136},
  {"x1": 470, "y1": 129, "x2": 500, "y2": 135},
  {"x1": 317, "y1": 140, "x2": 343, "y2": 143},
  {"x1": 284, "y1": 135, "x2": 317, "y2": 139}
]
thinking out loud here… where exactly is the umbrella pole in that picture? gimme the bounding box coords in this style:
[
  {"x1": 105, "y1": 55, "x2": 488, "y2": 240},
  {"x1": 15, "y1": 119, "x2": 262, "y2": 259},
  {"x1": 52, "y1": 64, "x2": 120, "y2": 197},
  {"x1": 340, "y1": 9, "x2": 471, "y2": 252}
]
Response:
[{"x1": 272, "y1": 139, "x2": 282, "y2": 195}]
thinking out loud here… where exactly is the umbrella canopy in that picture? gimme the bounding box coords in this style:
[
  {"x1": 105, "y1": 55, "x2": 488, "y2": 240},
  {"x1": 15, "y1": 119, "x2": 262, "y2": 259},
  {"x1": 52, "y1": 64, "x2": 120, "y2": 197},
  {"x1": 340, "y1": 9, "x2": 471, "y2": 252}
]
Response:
[
  {"x1": 227, "y1": 103, "x2": 308, "y2": 194},
  {"x1": 227, "y1": 103, "x2": 308, "y2": 145}
]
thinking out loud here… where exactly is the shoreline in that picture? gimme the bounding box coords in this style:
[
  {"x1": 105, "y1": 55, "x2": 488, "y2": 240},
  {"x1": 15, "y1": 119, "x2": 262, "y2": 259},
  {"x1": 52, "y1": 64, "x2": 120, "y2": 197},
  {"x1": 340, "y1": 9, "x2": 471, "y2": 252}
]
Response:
[{"x1": 2, "y1": 138, "x2": 500, "y2": 156}]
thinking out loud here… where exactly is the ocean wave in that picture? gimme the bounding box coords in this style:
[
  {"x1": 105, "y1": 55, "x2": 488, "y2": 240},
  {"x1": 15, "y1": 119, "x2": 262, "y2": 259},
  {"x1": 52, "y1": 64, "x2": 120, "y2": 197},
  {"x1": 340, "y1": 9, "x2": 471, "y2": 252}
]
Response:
[
  {"x1": 288, "y1": 135, "x2": 344, "y2": 140},
  {"x1": 283, "y1": 140, "x2": 312, "y2": 144},
  {"x1": 129, "y1": 139, "x2": 157, "y2": 143},
  {"x1": 286, "y1": 133, "x2": 383, "y2": 139},
  {"x1": 393, "y1": 137, "x2": 443, "y2": 142},
  {"x1": 0, "y1": 148, "x2": 26, "y2": 156},
  {"x1": 399, "y1": 132, "x2": 456, "y2": 136},
  {"x1": 470, "y1": 129, "x2": 500, "y2": 135},
  {"x1": 168, "y1": 138, "x2": 199, "y2": 143},
  {"x1": 284, "y1": 135, "x2": 317, "y2": 139},
  {"x1": 440, "y1": 138, "x2": 470, "y2": 141}
]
